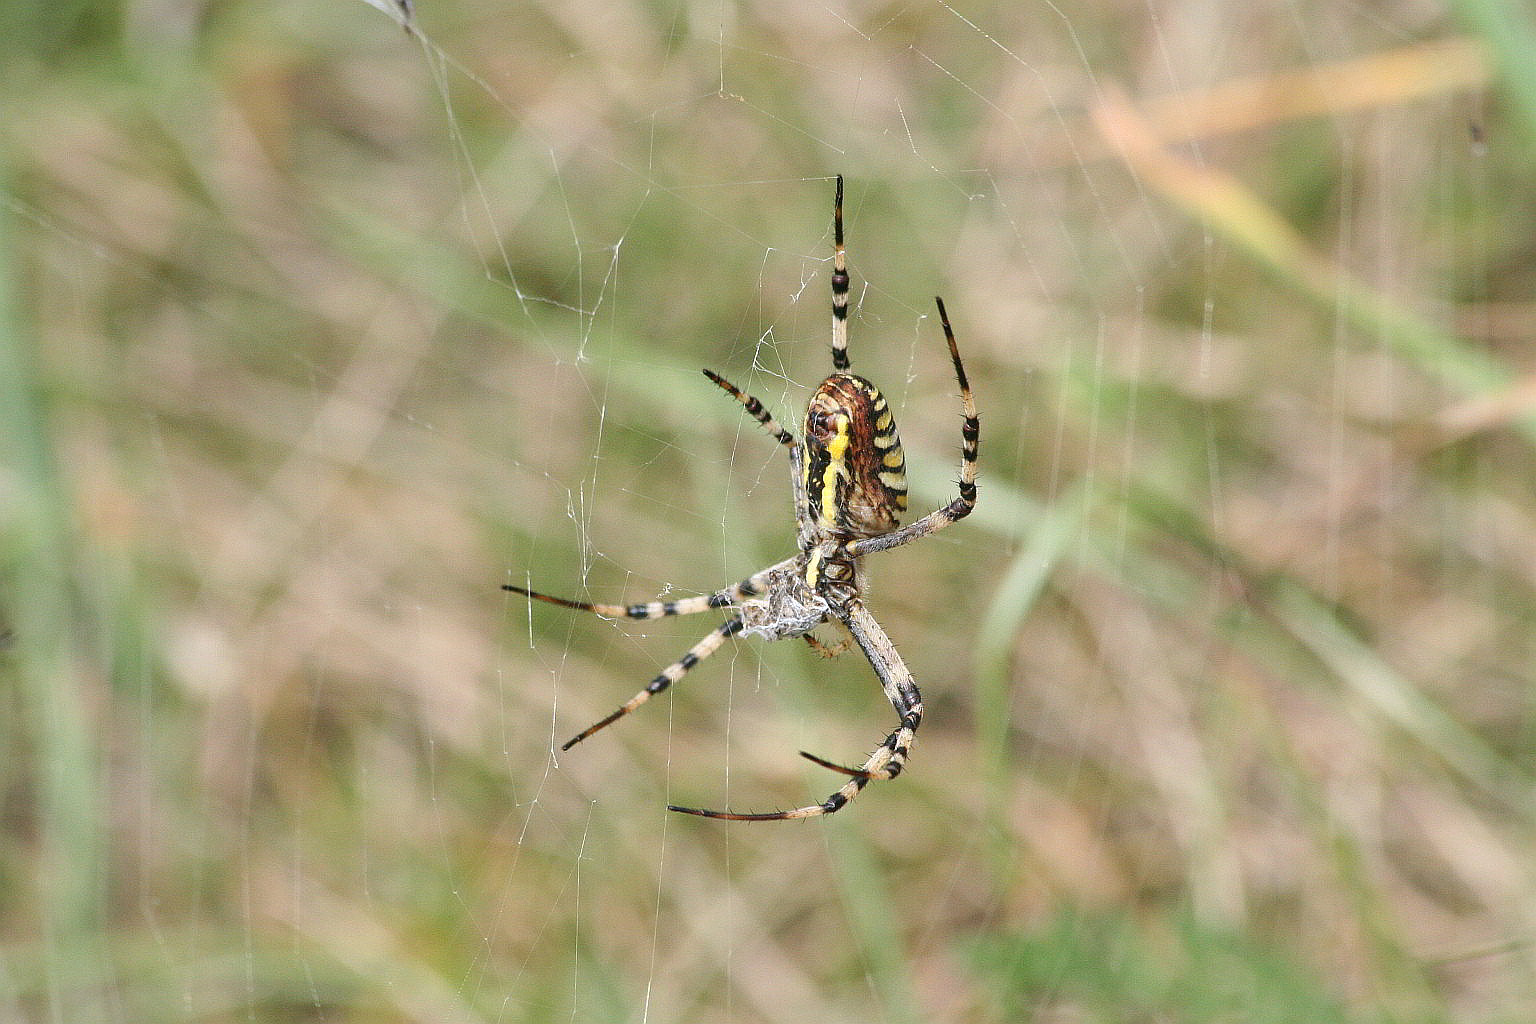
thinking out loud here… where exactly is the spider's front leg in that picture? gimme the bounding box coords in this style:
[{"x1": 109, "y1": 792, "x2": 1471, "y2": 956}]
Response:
[
  {"x1": 505, "y1": 562, "x2": 796, "y2": 747},
  {"x1": 561, "y1": 617, "x2": 745, "y2": 750},
  {"x1": 668, "y1": 596, "x2": 922, "y2": 821},
  {"x1": 504, "y1": 563, "x2": 786, "y2": 621}
]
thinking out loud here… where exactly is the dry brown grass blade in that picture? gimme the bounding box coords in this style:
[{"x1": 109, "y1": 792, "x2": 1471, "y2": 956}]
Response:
[
  {"x1": 1037, "y1": 37, "x2": 1489, "y2": 167},
  {"x1": 1439, "y1": 374, "x2": 1536, "y2": 439},
  {"x1": 1090, "y1": 85, "x2": 1536, "y2": 443}
]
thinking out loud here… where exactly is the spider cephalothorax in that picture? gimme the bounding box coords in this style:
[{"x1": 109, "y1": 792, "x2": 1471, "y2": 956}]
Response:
[{"x1": 506, "y1": 175, "x2": 978, "y2": 820}]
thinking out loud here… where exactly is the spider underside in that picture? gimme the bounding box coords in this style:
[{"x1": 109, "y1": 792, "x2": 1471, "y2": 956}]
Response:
[
  {"x1": 738, "y1": 562, "x2": 828, "y2": 642},
  {"x1": 505, "y1": 176, "x2": 979, "y2": 820}
]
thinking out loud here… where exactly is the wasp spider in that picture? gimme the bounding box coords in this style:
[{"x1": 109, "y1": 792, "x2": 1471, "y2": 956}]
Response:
[{"x1": 506, "y1": 176, "x2": 979, "y2": 820}]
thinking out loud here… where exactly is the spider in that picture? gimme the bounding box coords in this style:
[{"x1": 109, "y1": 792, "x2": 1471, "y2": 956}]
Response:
[{"x1": 505, "y1": 176, "x2": 978, "y2": 820}]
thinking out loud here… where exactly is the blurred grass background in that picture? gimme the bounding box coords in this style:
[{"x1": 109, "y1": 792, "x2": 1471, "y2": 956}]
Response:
[{"x1": 4, "y1": 0, "x2": 1536, "y2": 1020}]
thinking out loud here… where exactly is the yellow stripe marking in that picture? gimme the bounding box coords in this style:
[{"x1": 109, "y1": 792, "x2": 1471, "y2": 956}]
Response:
[{"x1": 819, "y1": 415, "x2": 850, "y2": 527}]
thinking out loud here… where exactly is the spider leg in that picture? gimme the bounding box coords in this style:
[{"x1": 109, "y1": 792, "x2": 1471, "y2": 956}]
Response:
[
  {"x1": 831, "y1": 174, "x2": 851, "y2": 371},
  {"x1": 668, "y1": 597, "x2": 921, "y2": 821},
  {"x1": 562, "y1": 618, "x2": 745, "y2": 750},
  {"x1": 702, "y1": 369, "x2": 795, "y2": 447},
  {"x1": 702, "y1": 369, "x2": 816, "y2": 546},
  {"x1": 797, "y1": 750, "x2": 867, "y2": 776},
  {"x1": 503, "y1": 558, "x2": 794, "y2": 620},
  {"x1": 845, "y1": 296, "x2": 978, "y2": 559},
  {"x1": 801, "y1": 632, "x2": 852, "y2": 659}
]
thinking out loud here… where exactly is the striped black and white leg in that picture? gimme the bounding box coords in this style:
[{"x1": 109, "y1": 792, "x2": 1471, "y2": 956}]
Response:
[
  {"x1": 701, "y1": 368, "x2": 814, "y2": 542},
  {"x1": 702, "y1": 369, "x2": 796, "y2": 448},
  {"x1": 831, "y1": 174, "x2": 851, "y2": 371},
  {"x1": 668, "y1": 598, "x2": 921, "y2": 820},
  {"x1": 503, "y1": 558, "x2": 793, "y2": 621},
  {"x1": 562, "y1": 618, "x2": 746, "y2": 750},
  {"x1": 846, "y1": 296, "x2": 979, "y2": 559}
]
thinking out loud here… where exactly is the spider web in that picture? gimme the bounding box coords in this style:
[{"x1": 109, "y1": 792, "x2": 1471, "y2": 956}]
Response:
[{"x1": 6, "y1": 0, "x2": 1532, "y2": 1021}]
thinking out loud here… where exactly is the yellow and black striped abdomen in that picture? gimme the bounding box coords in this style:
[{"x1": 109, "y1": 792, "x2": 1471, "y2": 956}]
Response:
[{"x1": 802, "y1": 373, "x2": 908, "y2": 538}]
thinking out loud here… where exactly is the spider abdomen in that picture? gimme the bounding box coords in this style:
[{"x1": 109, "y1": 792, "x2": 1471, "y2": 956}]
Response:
[{"x1": 803, "y1": 372, "x2": 908, "y2": 538}]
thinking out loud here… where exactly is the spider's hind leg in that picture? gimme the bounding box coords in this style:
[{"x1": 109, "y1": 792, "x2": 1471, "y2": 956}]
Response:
[
  {"x1": 702, "y1": 369, "x2": 795, "y2": 448},
  {"x1": 844, "y1": 297, "x2": 978, "y2": 560}
]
